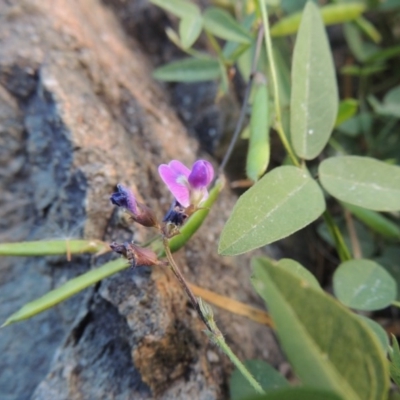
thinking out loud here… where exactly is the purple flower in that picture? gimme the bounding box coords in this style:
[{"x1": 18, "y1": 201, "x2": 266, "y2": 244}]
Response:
[
  {"x1": 110, "y1": 184, "x2": 159, "y2": 228},
  {"x1": 158, "y1": 160, "x2": 214, "y2": 208}
]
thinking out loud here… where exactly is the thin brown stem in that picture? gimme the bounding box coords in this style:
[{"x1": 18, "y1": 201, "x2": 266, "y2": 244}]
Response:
[{"x1": 344, "y1": 208, "x2": 362, "y2": 259}]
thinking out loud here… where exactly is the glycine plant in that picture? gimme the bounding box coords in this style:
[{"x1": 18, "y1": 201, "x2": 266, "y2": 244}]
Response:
[{"x1": 2, "y1": 1, "x2": 400, "y2": 400}]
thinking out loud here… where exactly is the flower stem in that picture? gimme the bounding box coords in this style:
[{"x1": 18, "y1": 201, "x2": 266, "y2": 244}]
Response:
[
  {"x1": 162, "y1": 236, "x2": 213, "y2": 331},
  {"x1": 162, "y1": 236, "x2": 265, "y2": 395}
]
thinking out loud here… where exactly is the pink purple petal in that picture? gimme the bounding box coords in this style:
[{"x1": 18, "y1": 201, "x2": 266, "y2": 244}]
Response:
[
  {"x1": 168, "y1": 160, "x2": 191, "y2": 178},
  {"x1": 188, "y1": 160, "x2": 214, "y2": 189},
  {"x1": 158, "y1": 164, "x2": 190, "y2": 207}
]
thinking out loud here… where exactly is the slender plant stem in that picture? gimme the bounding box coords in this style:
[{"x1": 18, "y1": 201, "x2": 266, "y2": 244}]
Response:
[
  {"x1": 162, "y1": 236, "x2": 213, "y2": 331},
  {"x1": 162, "y1": 236, "x2": 265, "y2": 395},
  {"x1": 258, "y1": 0, "x2": 299, "y2": 167},
  {"x1": 216, "y1": 336, "x2": 265, "y2": 394},
  {"x1": 219, "y1": 25, "x2": 264, "y2": 174},
  {"x1": 323, "y1": 210, "x2": 351, "y2": 262},
  {"x1": 141, "y1": 234, "x2": 162, "y2": 248}
]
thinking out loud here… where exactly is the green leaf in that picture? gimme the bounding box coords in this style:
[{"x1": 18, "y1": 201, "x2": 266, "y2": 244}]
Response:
[
  {"x1": 229, "y1": 360, "x2": 289, "y2": 400},
  {"x1": 341, "y1": 65, "x2": 386, "y2": 77},
  {"x1": 333, "y1": 259, "x2": 397, "y2": 311},
  {"x1": 153, "y1": 57, "x2": 220, "y2": 82},
  {"x1": 355, "y1": 16, "x2": 381, "y2": 44},
  {"x1": 149, "y1": 0, "x2": 199, "y2": 19},
  {"x1": 218, "y1": 166, "x2": 325, "y2": 256},
  {"x1": 254, "y1": 257, "x2": 322, "y2": 292},
  {"x1": 246, "y1": 82, "x2": 270, "y2": 182},
  {"x1": 336, "y1": 112, "x2": 372, "y2": 137},
  {"x1": 271, "y1": 3, "x2": 366, "y2": 37},
  {"x1": 0, "y1": 239, "x2": 109, "y2": 256},
  {"x1": 343, "y1": 22, "x2": 379, "y2": 63},
  {"x1": 357, "y1": 315, "x2": 389, "y2": 354},
  {"x1": 372, "y1": 85, "x2": 400, "y2": 118},
  {"x1": 390, "y1": 335, "x2": 400, "y2": 387},
  {"x1": 252, "y1": 259, "x2": 389, "y2": 400},
  {"x1": 223, "y1": 13, "x2": 255, "y2": 63},
  {"x1": 335, "y1": 99, "x2": 358, "y2": 127},
  {"x1": 319, "y1": 156, "x2": 400, "y2": 211},
  {"x1": 2, "y1": 258, "x2": 129, "y2": 327},
  {"x1": 375, "y1": 246, "x2": 400, "y2": 301},
  {"x1": 243, "y1": 387, "x2": 344, "y2": 400},
  {"x1": 203, "y1": 7, "x2": 252, "y2": 44},
  {"x1": 218, "y1": 59, "x2": 229, "y2": 95},
  {"x1": 290, "y1": 1, "x2": 338, "y2": 160},
  {"x1": 366, "y1": 45, "x2": 400, "y2": 64},
  {"x1": 179, "y1": 13, "x2": 203, "y2": 49},
  {"x1": 276, "y1": 258, "x2": 321, "y2": 291},
  {"x1": 281, "y1": 0, "x2": 315, "y2": 14},
  {"x1": 342, "y1": 203, "x2": 400, "y2": 239}
]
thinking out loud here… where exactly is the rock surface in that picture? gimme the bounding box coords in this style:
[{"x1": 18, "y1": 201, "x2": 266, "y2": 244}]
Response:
[{"x1": 0, "y1": 1, "x2": 282, "y2": 399}]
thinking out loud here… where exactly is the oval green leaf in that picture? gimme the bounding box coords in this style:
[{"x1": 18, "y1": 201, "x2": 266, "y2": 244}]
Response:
[
  {"x1": 2, "y1": 258, "x2": 129, "y2": 327},
  {"x1": 319, "y1": 156, "x2": 400, "y2": 211},
  {"x1": 153, "y1": 57, "x2": 220, "y2": 82},
  {"x1": 149, "y1": 0, "x2": 199, "y2": 19},
  {"x1": 357, "y1": 315, "x2": 389, "y2": 354},
  {"x1": 246, "y1": 82, "x2": 270, "y2": 182},
  {"x1": 390, "y1": 335, "x2": 400, "y2": 387},
  {"x1": 253, "y1": 257, "x2": 322, "y2": 292},
  {"x1": 290, "y1": 1, "x2": 338, "y2": 160},
  {"x1": 179, "y1": 13, "x2": 203, "y2": 49},
  {"x1": 203, "y1": 7, "x2": 252, "y2": 44},
  {"x1": 271, "y1": 3, "x2": 366, "y2": 37},
  {"x1": 333, "y1": 259, "x2": 397, "y2": 311},
  {"x1": 218, "y1": 166, "x2": 325, "y2": 256},
  {"x1": 252, "y1": 258, "x2": 389, "y2": 400},
  {"x1": 335, "y1": 99, "x2": 358, "y2": 127},
  {"x1": 229, "y1": 359, "x2": 289, "y2": 400},
  {"x1": 277, "y1": 258, "x2": 321, "y2": 291},
  {"x1": 244, "y1": 387, "x2": 344, "y2": 400}
]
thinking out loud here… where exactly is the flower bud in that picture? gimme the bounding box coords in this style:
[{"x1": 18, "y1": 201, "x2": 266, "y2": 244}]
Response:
[
  {"x1": 110, "y1": 242, "x2": 160, "y2": 268},
  {"x1": 110, "y1": 184, "x2": 159, "y2": 229}
]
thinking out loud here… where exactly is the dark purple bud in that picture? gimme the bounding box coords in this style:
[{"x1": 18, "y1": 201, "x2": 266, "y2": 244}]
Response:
[
  {"x1": 110, "y1": 242, "x2": 160, "y2": 268},
  {"x1": 111, "y1": 184, "x2": 160, "y2": 229},
  {"x1": 110, "y1": 184, "x2": 137, "y2": 215},
  {"x1": 162, "y1": 200, "x2": 188, "y2": 226}
]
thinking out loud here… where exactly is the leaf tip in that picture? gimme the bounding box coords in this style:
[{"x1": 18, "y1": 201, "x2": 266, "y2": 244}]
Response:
[{"x1": 1, "y1": 320, "x2": 11, "y2": 328}]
